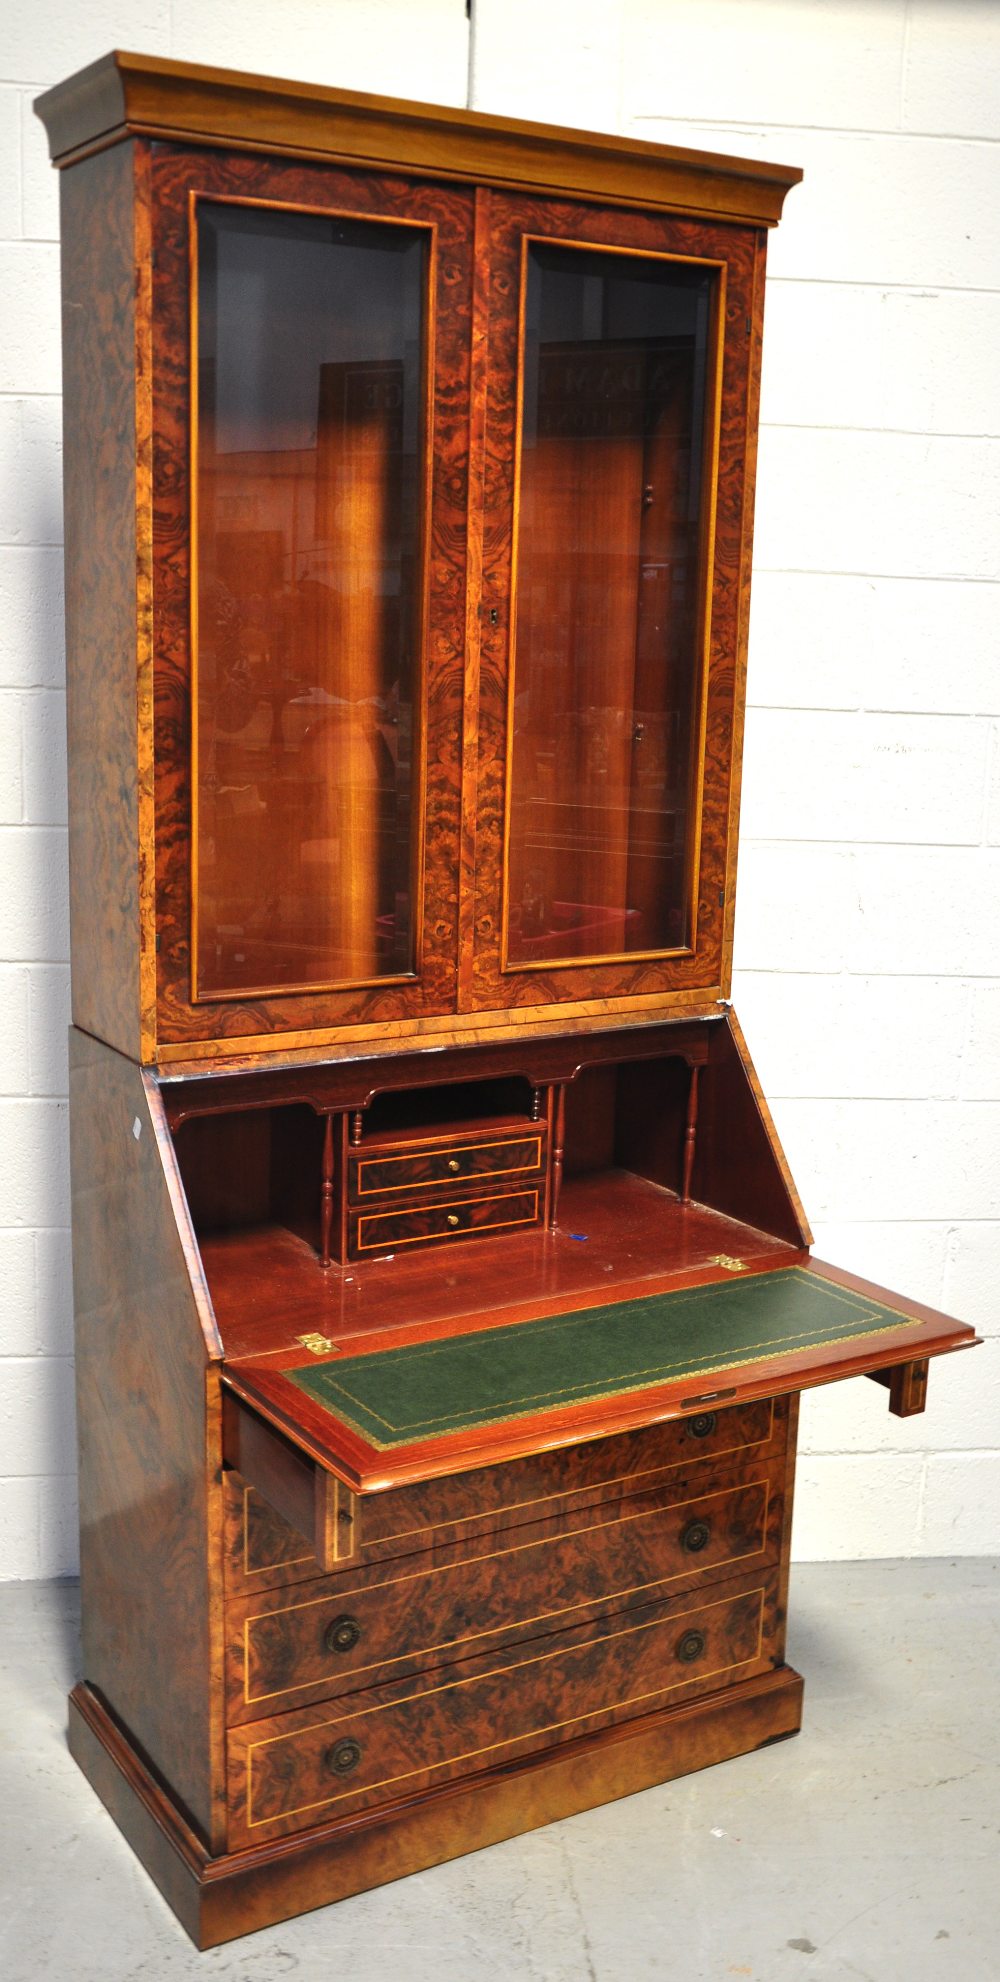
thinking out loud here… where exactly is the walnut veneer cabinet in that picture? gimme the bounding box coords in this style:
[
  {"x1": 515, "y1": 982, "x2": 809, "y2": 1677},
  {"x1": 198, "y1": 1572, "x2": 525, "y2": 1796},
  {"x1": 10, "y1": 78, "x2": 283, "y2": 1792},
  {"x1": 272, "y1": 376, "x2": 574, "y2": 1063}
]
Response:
[{"x1": 37, "y1": 52, "x2": 979, "y2": 1949}]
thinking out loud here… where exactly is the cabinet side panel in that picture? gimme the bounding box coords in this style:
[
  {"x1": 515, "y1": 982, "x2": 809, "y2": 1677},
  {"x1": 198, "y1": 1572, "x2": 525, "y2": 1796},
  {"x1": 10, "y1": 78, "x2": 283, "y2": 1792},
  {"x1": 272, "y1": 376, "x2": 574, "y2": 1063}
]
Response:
[
  {"x1": 720, "y1": 227, "x2": 767, "y2": 996},
  {"x1": 696, "y1": 1012, "x2": 811, "y2": 1247},
  {"x1": 61, "y1": 143, "x2": 147, "y2": 1060},
  {"x1": 70, "y1": 1029, "x2": 221, "y2": 1844}
]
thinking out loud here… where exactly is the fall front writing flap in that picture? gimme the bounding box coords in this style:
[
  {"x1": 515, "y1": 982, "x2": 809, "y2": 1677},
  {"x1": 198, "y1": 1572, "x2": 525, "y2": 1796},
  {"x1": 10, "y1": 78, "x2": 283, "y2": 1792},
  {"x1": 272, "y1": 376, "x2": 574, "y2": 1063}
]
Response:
[{"x1": 221, "y1": 1257, "x2": 978, "y2": 1495}]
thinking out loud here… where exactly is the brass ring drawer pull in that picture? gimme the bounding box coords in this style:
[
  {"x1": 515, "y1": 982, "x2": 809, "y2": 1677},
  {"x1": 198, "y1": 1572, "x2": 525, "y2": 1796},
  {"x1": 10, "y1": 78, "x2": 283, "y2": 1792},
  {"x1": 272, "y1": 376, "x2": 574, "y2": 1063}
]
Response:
[
  {"x1": 675, "y1": 1628, "x2": 707, "y2": 1664},
  {"x1": 446, "y1": 1213, "x2": 460, "y2": 1227},
  {"x1": 324, "y1": 1614, "x2": 362, "y2": 1655},
  {"x1": 324, "y1": 1737, "x2": 362, "y2": 1776},
  {"x1": 687, "y1": 1412, "x2": 717, "y2": 1440},
  {"x1": 680, "y1": 1518, "x2": 711, "y2": 1555}
]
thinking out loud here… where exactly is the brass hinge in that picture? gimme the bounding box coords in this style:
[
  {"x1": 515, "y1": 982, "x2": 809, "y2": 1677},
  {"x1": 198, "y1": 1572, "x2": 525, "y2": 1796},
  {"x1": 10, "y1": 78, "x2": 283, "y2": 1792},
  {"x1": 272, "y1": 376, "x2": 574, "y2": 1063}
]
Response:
[
  {"x1": 296, "y1": 1333, "x2": 339, "y2": 1356},
  {"x1": 711, "y1": 1255, "x2": 746, "y2": 1273}
]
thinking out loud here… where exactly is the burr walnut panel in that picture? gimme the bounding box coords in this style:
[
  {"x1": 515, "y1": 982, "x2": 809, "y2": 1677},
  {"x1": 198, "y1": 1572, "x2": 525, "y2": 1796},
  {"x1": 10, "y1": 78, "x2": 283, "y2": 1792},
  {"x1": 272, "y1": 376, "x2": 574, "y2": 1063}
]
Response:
[
  {"x1": 225, "y1": 1461, "x2": 784, "y2": 1724},
  {"x1": 222, "y1": 1399, "x2": 784, "y2": 1597},
  {"x1": 226, "y1": 1567, "x2": 782, "y2": 1844},
  {"x1": 224, "y1": 1474, "x2": 319, "y2": 1597},
  {"x1": 348, "y1": 1183, "x2": 541, "y2": 1257},
  {"x1": 69, "y1": 1032, "x2": 224, "y2": 1847},
  {"x1": 60, "y1": 144, "x2": 151, "y2": 1062},
  {"x1": 349, "y1": 1128, "x2": 546, "y2": 1199}
]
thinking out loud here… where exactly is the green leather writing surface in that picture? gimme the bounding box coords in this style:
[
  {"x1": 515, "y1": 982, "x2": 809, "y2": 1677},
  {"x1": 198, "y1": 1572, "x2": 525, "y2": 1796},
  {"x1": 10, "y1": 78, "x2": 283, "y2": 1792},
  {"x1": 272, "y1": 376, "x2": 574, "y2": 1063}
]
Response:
[{"x1": 286, "y1": 1268, "x2": 921, "y2": 1451}]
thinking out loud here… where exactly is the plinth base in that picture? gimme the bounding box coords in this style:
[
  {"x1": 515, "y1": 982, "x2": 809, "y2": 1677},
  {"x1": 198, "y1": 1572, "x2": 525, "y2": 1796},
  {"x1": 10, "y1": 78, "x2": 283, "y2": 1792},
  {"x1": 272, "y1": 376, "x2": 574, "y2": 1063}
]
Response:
[{"x1": 68, "y1": 1667, "x2": 804, "y2": 1949}]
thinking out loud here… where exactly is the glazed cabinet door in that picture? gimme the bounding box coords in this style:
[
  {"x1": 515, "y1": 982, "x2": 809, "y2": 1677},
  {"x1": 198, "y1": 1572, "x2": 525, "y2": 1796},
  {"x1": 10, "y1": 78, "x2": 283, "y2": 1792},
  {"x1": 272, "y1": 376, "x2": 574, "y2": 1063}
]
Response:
[
  {"x1": 463, "y1": 191, "x2": 766, "y2": 1015},
  {"x1": 149, "y1": 148, "x2": 474, "y2": 1049}
]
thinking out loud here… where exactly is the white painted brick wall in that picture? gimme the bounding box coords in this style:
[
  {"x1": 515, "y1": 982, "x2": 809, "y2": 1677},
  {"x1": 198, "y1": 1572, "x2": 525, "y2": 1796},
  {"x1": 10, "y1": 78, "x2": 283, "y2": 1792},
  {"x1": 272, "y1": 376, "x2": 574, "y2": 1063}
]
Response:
[
  {"x1": 1, "y1": 0, "x2": 997, "y2": 1577},
  {"x1": 0, "y1": 0, "x2": 472, "y2": 1581}
]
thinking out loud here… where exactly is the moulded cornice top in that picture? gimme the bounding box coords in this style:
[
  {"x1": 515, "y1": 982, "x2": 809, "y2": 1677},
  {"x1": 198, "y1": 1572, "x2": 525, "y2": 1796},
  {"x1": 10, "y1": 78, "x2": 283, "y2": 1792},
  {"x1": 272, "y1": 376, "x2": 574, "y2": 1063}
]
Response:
[{"x1": 34, "y1": 49, "x2": 802, "y2": 226}]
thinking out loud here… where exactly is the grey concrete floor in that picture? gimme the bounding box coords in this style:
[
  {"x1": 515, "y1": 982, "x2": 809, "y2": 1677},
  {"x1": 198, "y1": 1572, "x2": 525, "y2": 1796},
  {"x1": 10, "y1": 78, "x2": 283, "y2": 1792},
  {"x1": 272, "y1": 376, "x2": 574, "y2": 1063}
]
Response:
[{"x1": 0, "y1": 1562, "x2": 997, "y2": 1982}]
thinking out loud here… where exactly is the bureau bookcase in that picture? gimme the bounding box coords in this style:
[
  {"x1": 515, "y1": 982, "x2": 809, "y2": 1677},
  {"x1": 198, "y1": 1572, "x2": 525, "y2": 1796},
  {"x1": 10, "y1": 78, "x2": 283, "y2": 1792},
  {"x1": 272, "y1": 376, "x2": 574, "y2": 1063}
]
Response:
[{"x1": 37, "y1": 53, "x2": 978, "y2": 1948}]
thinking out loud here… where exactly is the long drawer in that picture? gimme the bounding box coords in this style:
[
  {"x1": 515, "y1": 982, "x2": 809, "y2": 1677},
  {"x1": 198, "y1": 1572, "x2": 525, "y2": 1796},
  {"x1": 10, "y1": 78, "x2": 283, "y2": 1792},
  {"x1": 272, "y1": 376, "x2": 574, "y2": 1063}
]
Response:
[
  {"x1": 225, "y1": 1461, "x2": 785, "y2": 1724},
  {"x1": 226, "y1": 1566, "x2": 783, "y2": 1846},
  {"x1": 224, "y1": 1397, "x2": 786, "y2": 1598}
]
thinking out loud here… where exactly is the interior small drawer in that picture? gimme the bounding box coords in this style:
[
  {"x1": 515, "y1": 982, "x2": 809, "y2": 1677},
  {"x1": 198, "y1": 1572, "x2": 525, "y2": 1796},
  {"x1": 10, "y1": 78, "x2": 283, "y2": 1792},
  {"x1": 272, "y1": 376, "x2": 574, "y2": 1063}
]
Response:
[
  {"x1": 349, "y1": 1129, "x2": 546, "y2": 1201},
  {"x1": 349, "y1": 1184, "x2": 541, "y2": 1257},
  {"x1": 224, "y1": 1465, "x2": 784, "y2": 1725},
  {"x1": 226, "y1": 1568, "x2": 781, "y2": 1845}
]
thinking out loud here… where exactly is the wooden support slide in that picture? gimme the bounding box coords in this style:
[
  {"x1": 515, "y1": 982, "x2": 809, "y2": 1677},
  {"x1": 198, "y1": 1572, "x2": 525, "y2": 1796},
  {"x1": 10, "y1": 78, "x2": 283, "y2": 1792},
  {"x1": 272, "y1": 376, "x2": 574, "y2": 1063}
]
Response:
[
  {"x1": 867, "y1": 1357, "x2": 929, "y2": 1418},
  {"x1": 221, "y1": 1391, "x2": 358, "y2": 1570}
]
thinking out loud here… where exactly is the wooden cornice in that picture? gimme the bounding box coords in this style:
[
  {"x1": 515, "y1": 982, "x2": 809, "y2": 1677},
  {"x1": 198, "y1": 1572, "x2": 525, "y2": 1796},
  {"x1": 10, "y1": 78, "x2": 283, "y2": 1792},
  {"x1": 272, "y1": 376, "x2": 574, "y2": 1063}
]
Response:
[{"x1": 35, "y1": 50, "x2": 802, "y2": 225}]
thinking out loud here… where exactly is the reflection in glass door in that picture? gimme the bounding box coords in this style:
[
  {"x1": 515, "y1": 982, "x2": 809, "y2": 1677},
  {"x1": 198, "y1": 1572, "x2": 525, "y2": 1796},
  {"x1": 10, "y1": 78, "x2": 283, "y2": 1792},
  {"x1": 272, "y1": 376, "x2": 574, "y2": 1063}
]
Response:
[
  {"x1": 193, "y1": 201, "x2": 428, "y2": 1000},
  {"x1": 505, "y1": 242, "x2": 719, "y2": 969}
]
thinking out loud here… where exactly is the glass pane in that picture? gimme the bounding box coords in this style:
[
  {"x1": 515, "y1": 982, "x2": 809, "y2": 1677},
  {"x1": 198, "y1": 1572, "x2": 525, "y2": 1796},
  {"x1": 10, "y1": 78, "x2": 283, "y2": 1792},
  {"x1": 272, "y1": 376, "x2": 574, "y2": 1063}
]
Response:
[
  {"x1": 194, "y1": 202, "x2": 426, "y2": 998},
  {"x1": 506, "y1": 243, "x2": 716, "y2": 967}
]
